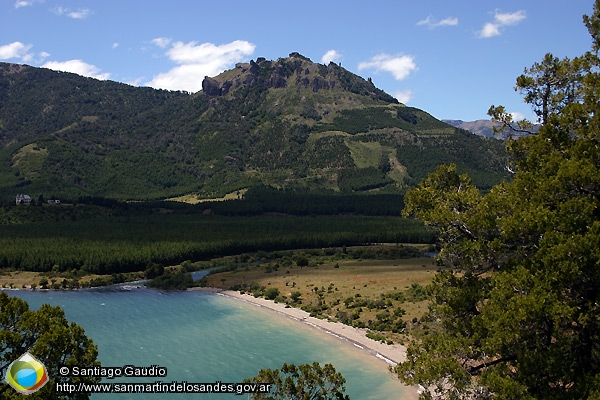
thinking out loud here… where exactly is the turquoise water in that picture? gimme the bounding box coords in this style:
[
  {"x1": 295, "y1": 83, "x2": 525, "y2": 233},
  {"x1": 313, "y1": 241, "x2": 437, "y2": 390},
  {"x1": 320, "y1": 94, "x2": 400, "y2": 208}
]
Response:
[{"x1": 7, "y1": 287, "x2": 413, "y2": 399}]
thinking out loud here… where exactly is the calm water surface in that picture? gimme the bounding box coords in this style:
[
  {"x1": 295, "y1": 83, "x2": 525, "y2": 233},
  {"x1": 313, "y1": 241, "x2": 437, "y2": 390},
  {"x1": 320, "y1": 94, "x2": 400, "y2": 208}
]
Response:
[{"x1": 8, "y1": 286, "x2": 414, "y2": 399}]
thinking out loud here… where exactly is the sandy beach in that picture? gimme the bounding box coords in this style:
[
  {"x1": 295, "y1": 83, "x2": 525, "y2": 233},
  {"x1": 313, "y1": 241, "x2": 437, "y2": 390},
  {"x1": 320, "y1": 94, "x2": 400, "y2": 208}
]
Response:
[
  {"x1": 189, "y1": 287, "x2": 422, "y2": 398},
  {"x1": 192, "y1": 288, "x2": 409, "y2": 367}
]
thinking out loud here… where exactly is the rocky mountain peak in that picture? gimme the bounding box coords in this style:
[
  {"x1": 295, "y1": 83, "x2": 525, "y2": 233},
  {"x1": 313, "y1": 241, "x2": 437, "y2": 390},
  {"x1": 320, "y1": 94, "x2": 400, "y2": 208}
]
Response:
[{"x1": 200, "y1": 53, "x2": 398, "y2": 103}]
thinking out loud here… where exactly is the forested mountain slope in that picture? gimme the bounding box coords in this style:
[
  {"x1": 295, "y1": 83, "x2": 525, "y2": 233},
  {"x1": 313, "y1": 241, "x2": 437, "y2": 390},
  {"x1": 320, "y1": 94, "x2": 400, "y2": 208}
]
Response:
[{"x1": 0, "y1": 54, "x2": 509, "y2": 201}]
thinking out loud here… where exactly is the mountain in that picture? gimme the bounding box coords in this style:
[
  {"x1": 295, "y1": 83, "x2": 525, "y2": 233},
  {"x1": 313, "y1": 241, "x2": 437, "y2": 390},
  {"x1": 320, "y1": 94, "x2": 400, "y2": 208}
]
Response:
[
  {"x1": 0, "y1": 54, "x2": 509, "y2": 202},
  {"x1": 443, "y1": 119, "x2": 536, "y2": 140}
]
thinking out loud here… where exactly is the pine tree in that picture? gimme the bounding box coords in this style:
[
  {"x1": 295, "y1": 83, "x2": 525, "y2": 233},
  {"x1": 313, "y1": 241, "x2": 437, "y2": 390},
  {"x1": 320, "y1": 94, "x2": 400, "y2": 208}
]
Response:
[{"x1": 396, "y1": 2, "x2": 600, "y2": 398}]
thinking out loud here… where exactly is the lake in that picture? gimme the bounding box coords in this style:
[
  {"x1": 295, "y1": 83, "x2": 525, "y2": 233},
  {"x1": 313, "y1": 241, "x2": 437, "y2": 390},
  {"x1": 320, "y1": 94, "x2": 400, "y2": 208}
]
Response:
[{"x1": 7, "y1": 285, "x2": 414, "y2": 399}]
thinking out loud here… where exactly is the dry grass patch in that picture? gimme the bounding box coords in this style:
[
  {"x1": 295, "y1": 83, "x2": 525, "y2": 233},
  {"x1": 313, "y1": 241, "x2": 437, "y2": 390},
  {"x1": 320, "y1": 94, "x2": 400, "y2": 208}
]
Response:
[
  {"x1": 0, "y1": 271, "x2": 44, "y2": 289},
  {"x1": 0, "y1": 269, "x2": 144, "y2": 290},
  {"x1": 166, "y1": 189, "x2": 247, "y2": 204}
]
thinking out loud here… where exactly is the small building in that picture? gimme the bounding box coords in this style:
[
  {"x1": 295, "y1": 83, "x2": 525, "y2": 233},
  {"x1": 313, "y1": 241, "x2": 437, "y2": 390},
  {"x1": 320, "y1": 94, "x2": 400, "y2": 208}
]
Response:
[{"x1": 15, "y1": 194, "x2": 32, "y2": 205}]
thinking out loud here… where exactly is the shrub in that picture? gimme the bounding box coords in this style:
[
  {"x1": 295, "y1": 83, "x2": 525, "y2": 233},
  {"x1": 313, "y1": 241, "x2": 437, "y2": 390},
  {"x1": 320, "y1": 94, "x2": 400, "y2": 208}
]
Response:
[{"x1": 264, "y1": 287, "x2": 280, "y2": 300}]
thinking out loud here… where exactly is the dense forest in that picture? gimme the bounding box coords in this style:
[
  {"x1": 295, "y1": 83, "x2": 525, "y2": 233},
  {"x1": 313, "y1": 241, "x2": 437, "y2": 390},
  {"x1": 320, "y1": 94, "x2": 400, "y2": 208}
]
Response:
[
  {"x1": 194, "y1": 186, "x2": 406, "y2": 216},
  {"x1": 0, "y1": 198, "x2": 435, "y2": 276}
]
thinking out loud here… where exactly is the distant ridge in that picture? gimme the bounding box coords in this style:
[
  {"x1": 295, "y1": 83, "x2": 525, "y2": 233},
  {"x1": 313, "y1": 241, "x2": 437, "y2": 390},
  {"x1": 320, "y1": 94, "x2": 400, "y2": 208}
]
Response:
[{"x1": 443, "y1": 119, "x2": 536, "y2": 140}]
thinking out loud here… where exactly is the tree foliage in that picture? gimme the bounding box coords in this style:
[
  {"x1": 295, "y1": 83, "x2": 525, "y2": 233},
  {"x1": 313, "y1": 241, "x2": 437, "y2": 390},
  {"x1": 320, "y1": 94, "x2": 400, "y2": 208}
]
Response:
[
  {"x1": 489, "y1": 42, "x2": 587, "y2": 133},
  {"x1": 397, "y1": 3, "x2": 600, "y2": 398},
  {"x1": 145, "y1": 270, "x2": 195, "y2": 290},
  {"x1": 243, "y1": 362, "x2": 349, "y2": 400},
  {"x1": 0, "y1": 292, "x2": 100, "y2": 399},
  {"x1": 515, "y1": 53, "x2": 586, "y2": 126}
]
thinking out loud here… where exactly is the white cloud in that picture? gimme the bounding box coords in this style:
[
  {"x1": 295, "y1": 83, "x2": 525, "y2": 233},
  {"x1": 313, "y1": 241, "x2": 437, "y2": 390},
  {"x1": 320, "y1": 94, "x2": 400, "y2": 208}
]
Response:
[
  {"x1": 112, "y1": 43, "x2": 119, "y2": 49},
  {"x1": 147, "y1": 40, "x2": 255, "y2": 92},
  {"x1": 14, "y1": 0, "x2": 42, "y2": 8},
  {"x1": 321, "y1": 49, "x2": 342, "y2": 64},
  {"x1": 510, "y1": 111, "x2": 525, "y2": 121},
  {"x1": 0, "y1": 41, "x2": 33, "y2": 61},
  {"x1": 417, "y1": 16, "x2": 432, "y2": 26},
  {"x1": 417, "y1": 15, "x2": 458, "y2": 28},
  {"x1": 166, "y1": 40, "x2": 255, "y2": 64},
  {"x1": 438, "y1": 17, "x2": 459, "y2": 27},
  {"x1": 358, "y1": 54, "x2": 417, "y2": 81},
  {"x1": 42, "y1": 60, "x2": 110, "y2": 80},
  {"x1": 495, "y1": 10, "x2": 526, "y2": 26},
  {"x1": 151, "y1": 37, "x2": 172, "y2": 49},
  {"x1": 68, "y1": 9, "x2": 90, "y2": 19},
  {"x1": 126, "y1": 77, "x2": 145, "y2": 86},
  {"x1": 392, "y1": 90, "x2": 412, "y2": 104},
  {"x1": 21, "y1": 52, "x2": 34, "y2": 63},
  {"x1": 53, "y1": 6, "x2": 91, "y2": 19},
  {"x1": 478, "y1": 10, "x2": 526, "y2": 38},
  {"x1": 479, "y1": 22, "x2": 501, "y2": 38}
]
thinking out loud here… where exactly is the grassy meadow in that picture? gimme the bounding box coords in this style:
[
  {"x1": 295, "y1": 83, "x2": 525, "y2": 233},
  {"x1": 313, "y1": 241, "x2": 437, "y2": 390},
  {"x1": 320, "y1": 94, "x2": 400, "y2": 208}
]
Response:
[{"x1": 204, "y1": 246, "x2": 440, "y2": 345}]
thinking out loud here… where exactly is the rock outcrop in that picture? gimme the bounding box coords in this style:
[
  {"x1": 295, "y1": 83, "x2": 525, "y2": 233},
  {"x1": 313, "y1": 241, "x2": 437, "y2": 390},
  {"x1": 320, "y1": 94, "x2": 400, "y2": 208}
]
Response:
[
  {"x1": 200, "y1": 52, "x2": 397, "y2": 103},
  {"x1": 201, "y1": 77, "x2": 222, "y2": 96}
]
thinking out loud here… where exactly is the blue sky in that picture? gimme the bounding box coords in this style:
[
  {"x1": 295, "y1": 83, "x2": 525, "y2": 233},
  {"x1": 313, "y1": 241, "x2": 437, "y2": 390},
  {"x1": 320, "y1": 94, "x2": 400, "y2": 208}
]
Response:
[{"x1": 0, "y1": 0, "x2": 594, "y2": 121}]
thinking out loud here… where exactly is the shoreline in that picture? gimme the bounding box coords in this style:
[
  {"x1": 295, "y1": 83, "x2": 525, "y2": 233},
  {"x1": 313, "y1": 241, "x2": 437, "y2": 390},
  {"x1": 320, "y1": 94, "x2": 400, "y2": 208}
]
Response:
[
  {"x1": 5, "y1": 284, "x2": 409, "y2": 366},
  {"x1": 199, "y1": 288, "x2": 422, "y2": 398},
  {"x1": 190, "y1": 287, "x2": 408, "y2": 366}
]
